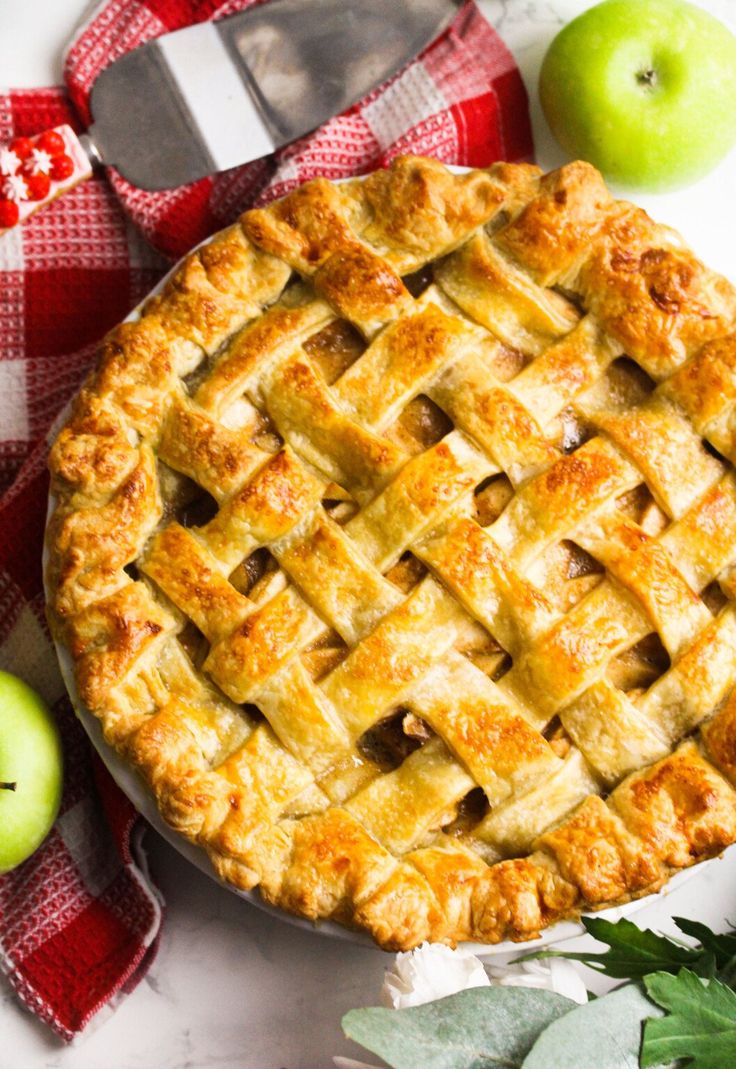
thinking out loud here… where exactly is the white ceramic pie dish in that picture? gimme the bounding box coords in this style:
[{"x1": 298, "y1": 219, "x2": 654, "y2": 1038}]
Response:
[{"x1": 43, "y1": 170, "x2": 711, "y2": 955}]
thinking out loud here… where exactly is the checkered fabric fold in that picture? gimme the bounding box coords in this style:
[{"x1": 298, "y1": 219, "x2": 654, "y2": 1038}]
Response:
[{"x1": 0, "y1": 0, "x2": 531, "y2": 1040}]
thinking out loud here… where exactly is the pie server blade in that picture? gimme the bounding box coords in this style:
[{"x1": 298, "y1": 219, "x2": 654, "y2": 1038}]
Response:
[{"x1": 87, "y1": 0, "x2": 464, "y2": 190}]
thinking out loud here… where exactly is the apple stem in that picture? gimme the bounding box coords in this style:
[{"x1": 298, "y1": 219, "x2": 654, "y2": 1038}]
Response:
[
  {"x1": 0, "y1": 781, "x2": 17, "y2": 791},
  {"x1": 637, "y1": 68, "x2": 658, "y2": 89}
]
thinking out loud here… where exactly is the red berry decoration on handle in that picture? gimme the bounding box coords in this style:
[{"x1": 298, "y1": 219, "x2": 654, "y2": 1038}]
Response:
[
  {"x1": 0, "y1": 199, "x2": 20, "y2": 227},
  {"x1": 9, "y1": 137, "x2": 34, "y2": 162},
  {"x1": 37, "y1": 130, "x2": 66, "y2": 156},
  {"x1": 26, "y1": 172, "x2": 51, "y2": 201},
  {"x1": 50, "y1": 154, "x2": 74, "y2": 182}
]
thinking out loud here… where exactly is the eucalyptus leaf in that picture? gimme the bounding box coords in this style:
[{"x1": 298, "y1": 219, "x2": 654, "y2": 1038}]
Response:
[
  {"x1": 641, "y1": 968, "x2": 736, "y2": 1069},
  {"x1": 342, "y1": 987, "x2": 574, "y2": 1069},
  {"x1": 521, "y1": 982, "x2": 662, "y2": 1069}
]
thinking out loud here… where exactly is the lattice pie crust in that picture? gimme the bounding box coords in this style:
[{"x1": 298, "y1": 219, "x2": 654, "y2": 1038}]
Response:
[{"x1": 46, "y1": 157, "x2": 736, "y2": 949}]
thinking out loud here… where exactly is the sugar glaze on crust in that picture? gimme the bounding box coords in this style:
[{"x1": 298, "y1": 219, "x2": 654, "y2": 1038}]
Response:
[{"x1": 46, "y1": 157, "x2": 736, "y2": 950}]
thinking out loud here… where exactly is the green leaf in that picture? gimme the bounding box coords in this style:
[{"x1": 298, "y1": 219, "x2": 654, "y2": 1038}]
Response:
[
  {"x1": 342, "y1": 987, "x2": 574, "y2": 1069},
  {"x1": 522, "y1": 982, "x2": 661, "y2": 1069},
  {"x1": 716, "y1": 954, "x2": 736, "y2": 989},
  {"x1": 642, "y1": 968, "x2": 736, "y2": 1068},
  {"x1": 522, "y1": 915, "x2": 703, "y2": 979},
  {"x1": 674, "y1": 917, "x2": 736, "y2": 970}
]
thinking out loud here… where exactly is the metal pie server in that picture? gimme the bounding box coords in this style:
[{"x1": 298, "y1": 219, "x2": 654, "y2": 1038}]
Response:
[{"x1": 0, "y1": 0, "x2": 463, "y2": 232}]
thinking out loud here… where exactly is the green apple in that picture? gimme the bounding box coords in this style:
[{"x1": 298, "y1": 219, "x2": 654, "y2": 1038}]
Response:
[
  {"x1": 539, "y1": 0, "x2": 736, "y2": 190},
  {"x1": 0, "y1": 670, "x2": 63, "y2": 873}
]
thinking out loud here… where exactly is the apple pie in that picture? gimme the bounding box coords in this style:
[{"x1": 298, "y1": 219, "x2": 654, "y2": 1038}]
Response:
[{"x1": 46, "y1": 156, "x2": 736, "y2": 949}]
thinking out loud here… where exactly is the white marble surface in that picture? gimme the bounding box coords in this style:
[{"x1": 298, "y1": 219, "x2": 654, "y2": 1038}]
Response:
[{"x1": 2, "y1": 1, "x2": 736, "y2": 1066}]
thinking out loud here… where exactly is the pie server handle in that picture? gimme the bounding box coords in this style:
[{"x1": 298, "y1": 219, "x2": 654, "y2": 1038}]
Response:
[{"x1": 0, "y1": 126, "x2": 95, "y2": 236}]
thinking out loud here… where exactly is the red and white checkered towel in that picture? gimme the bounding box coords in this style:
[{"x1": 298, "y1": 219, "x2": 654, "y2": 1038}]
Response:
[{"x1": 0, "y1": 0, "x2": 532, "y2": 1041}]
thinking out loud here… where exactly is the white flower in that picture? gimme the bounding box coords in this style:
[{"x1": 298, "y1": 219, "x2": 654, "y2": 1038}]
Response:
[
  {"x1": 381, "y1": 942, "x2": 491, "y2": 1010},
  {"x1": 486, "y1": 957, "x2": 588, "y2": 1005},
  {"x1": 29, "y1": 147, "x2": 53, "y2": 175},
  {"x1": 3, "y1": 174, "x2": 28, "y2": 202},
  {"x1": 0, "y1": 148, "x2": 20, "y2": 176}
]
